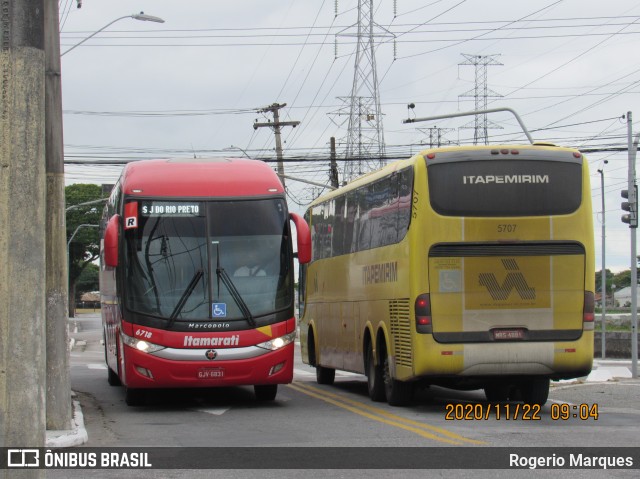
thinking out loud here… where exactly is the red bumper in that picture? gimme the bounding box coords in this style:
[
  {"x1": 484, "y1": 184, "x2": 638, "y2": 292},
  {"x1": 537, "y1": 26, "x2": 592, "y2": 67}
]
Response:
[{"x1": 121, "y1": 342, "x2": 294, "y2": 389}]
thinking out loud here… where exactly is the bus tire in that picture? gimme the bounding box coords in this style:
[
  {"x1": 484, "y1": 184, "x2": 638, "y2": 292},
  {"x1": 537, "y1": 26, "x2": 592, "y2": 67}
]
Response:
[
  {"x1": 383, "y1": 355, "x2": 412, "y2": 407},
  {"x1": 254, "y1": 384, "x2": 278, "y2": 401},
  {"x1": 107, "y1": 367, "x2": 121, "y2": 386},
  {"x1": 366, "y1": 343, "x2": 385, "y2": 402},
  {"x1": 316, "y1": 365, "x2": 335, "y2": 385},
  {"x1": 125, "y1": 388, "x2": 146, "y2": 407},
  {"x1": 309, "y1": 329, "x2": 335, "y2": 385},
  {"x1": 484, "y1": 383, "x2": 509, "y2": 402},
  {"x1": 104, "y1": 330, "x2": 120, "y2": 386},
  {"x1": 521, "y1": 377, "x2": 550, "y2": 405}
]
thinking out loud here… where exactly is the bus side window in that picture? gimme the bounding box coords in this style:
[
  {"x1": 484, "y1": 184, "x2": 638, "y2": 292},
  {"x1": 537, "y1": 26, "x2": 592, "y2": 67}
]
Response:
[{"x1": 397, "y1": 167, "x2": 414, "y2": 238}]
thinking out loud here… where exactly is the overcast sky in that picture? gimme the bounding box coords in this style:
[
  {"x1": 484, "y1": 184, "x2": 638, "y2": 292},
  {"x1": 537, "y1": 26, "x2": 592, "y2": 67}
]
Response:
[{"x1": 59, "y1": 0, "x2": 640, "y2": 273}]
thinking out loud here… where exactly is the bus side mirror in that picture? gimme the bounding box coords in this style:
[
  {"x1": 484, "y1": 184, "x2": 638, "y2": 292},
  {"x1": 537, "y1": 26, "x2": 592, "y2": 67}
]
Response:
[
  {"x1": 104, "y1": 215, "x2": 120, "y2": 267},
  {"x1": 290, "y1": 212, "x2": 311, "y2": 264}
]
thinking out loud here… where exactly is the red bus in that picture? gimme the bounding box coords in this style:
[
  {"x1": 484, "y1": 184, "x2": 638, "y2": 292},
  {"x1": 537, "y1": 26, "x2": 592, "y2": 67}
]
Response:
[{"x1": 100, "y1": 158, "x2": 311, "y2": 406}]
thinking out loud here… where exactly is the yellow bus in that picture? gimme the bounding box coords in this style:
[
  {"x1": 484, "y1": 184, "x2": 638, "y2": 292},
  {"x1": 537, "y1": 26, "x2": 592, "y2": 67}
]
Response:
[{"x1": 299, "y1": 143, "x2": 594, "y2": 406}]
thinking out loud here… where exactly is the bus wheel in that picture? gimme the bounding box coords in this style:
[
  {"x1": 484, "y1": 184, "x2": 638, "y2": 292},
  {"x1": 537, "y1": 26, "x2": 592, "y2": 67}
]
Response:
[
  {"x1": 484, "y1": 383, "x2": 509, "y2": 402},
  {"x1": 316, "y1": 364, "x2": 335, "y2": 385},
  {"x1": 366, "y1": 343, "x2": 385, "y2": 402},
  {"x1": 125, "y1": 388, "x2": 146, "y2": 407},
  {"x1": 107, "y1": 367, "x2": 121, "y2": 386},
  {"x1": 520, "y1": 377, "x2": 550, "y2": 405},
  {"x1": 383, "y1": 354, "x2": 412, "y2": 407},
  {"x1": 254, "y1": 384, "x2": 278, "y2": 401},
  {"x1": 309, "y1": 330, "x2": 335, "y2": 385}
]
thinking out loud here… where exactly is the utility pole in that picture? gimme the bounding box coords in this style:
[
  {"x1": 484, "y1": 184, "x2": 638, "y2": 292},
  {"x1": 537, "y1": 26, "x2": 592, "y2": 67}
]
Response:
[
  {"x1": 0, "y1": 0, "x2": 48, "y2": 463},
  {"x1": 624, "y1": 112, "x2": 638, "y2": 377},
  {"x1": 329, "y1": 137, "x2": 339, "y2": 188},
  {"x1": 253, "y1": 103, "x2": 299, "y2": 190},
  {"x1": 45, "y1": 0, "x2": 71, "y2": 431}
]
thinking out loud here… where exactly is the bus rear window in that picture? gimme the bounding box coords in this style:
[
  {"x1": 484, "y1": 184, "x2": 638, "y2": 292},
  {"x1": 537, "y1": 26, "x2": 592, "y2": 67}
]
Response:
[{"x1": 428, "y1": 157, "x2": 582, "y2": 217}]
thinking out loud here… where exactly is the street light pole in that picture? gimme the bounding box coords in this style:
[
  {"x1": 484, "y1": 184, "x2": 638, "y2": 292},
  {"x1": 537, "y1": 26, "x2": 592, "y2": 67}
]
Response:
[
  {"x1": 597, "y1": 166, "x2": 606, "y2": 359},
  {"x1": 225, "y1": 145, "x2": 251, "y2": 158},
  {"x1": 65, "y1": 198, "x2": 108, "y2": 212},
  {"x1": 61, "y1": 12, "x2": 165, "y2": 57},
  {"x1": 67, "y1": 224, "x2": 99, "y2": 259},
  {"x1": 66, "y1": 225, "x2": 99, "y2": 318}
]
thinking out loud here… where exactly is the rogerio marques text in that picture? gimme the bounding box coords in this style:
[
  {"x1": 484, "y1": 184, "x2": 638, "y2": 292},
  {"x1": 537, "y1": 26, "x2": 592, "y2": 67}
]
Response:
[{"x1": 509, "y1": 453, "x2": 634, "y2": 470}]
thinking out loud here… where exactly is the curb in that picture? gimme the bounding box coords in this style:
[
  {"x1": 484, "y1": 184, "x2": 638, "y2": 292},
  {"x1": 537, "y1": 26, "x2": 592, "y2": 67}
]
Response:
[{"x1": 45, "y1": 397, "x2": 88, "y2": 448}]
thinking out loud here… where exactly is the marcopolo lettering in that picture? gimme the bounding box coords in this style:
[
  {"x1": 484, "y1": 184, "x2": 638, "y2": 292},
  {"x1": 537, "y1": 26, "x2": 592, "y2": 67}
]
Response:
[
  {"x1": 462, "y1": 174, "x2": 549, "y2": 185},
  {"x1": 188, "y1": 322, "x2": 230, "y2": 329},
  {"x1": 363, "y1": 261, "x2": 398, "y2": 285},
  {"x1": 183, "y1": 335, "x2": 240, "y2": 347}
]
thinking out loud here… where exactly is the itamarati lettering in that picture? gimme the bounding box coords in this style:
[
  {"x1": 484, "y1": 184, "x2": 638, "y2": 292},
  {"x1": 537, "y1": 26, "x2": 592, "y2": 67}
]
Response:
[
  {"x1": 363, "y1": 261, "x2": 398, "y2": 285},
  {"x1": 183, "y1": 335, "x2": 240, "y2": 347},
  {"x1": 463, "y1": 175, "x2": 549, "y2": 184}
]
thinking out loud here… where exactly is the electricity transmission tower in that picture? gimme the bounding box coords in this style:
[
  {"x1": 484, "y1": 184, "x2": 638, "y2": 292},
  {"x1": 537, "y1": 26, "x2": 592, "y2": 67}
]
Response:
[
  {"x1": 458, "y1": 54, "x2": 503, "y2": 145},
  {"x1": 418, "y1": 127, "x2": 455, "y2": 148},
  {"x1": 332, "y1": 0, "x2": 394, "y2": 182}
]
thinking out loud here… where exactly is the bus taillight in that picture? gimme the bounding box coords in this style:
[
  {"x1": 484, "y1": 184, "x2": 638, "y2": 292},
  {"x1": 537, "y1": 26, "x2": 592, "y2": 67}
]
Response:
[
  {"x1": 415, "y1": 294, "x2": 432, "y2": 334},
  {"x1": 583, "y1": 291, "x2": 595, "y2": 328}
]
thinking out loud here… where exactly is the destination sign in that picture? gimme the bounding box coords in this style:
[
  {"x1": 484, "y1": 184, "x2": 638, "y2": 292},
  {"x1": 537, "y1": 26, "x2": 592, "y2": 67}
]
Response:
[{"x1": 140, "y1": 201, "x2": 203, "y2": 217}]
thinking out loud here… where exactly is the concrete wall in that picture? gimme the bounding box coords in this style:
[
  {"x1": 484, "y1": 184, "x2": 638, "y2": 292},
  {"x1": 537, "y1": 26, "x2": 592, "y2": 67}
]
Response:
[{"x1": 594, "y1": 331, "x2": 640, "y2": 359}]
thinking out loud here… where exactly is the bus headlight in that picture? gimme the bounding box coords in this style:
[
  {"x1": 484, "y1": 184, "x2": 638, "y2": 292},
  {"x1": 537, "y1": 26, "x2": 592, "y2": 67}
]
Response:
[
  {"x1": 256, "y1": 332, "x2": 296, "y2": 351},
  {"x1": 121, "y1": 331, "x2": 165, "y2": 353}
]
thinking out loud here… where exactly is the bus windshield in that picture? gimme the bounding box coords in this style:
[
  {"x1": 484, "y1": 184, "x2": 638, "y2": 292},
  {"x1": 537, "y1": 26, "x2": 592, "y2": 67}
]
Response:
[{"x1": 123, "y1": 198, "x2": 292, "y2": 323}]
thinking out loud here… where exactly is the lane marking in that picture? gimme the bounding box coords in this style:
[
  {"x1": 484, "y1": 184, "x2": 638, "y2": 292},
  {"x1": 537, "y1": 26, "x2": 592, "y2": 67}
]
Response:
[
  {"x1": 87, "y1": 363, "x2": 107, "y2": 370},
  {"x1": 294, "y1": 367, "x2": 360, "y2": 378},
  {"x1": 192, "y1": 408, "x2": 230, "y2": 416},
  {"x1": 288, "y1": 382, "x2": 485, "y2": 446}
]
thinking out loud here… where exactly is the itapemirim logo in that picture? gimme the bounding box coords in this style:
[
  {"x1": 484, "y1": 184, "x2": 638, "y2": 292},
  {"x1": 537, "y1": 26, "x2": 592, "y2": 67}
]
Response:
[{"x1": 478, "y1": 259, "x2": 536, "y2": 301}]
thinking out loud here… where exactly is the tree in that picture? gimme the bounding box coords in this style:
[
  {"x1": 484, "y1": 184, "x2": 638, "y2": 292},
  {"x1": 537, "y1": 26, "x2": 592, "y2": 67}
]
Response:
[
  {"x1": 612, "y1": 270, "x2": 632, "y2": 291},
  {"x1": 66, "y1": 184, "x2": 108, "y2": 317},
  {"x1": 595, "y1": 269, "x2": 614, "y2": 295},
  {"x1": 75, "y1": 263, "x2": 99, "y2": 301}
]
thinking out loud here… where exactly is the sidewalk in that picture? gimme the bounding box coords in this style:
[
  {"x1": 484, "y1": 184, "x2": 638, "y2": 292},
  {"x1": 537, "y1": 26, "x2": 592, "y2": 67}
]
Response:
[
  {"x1": 583, "y1": 358, "x2": 637, "y2": 382},
  {"x1": 45, "y1": 357, "x2": 638, "y2": 448}
]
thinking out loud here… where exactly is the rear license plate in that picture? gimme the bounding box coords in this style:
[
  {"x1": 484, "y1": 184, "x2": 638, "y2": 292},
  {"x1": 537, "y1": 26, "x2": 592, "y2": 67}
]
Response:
[
  {"x1": 198, "y1": 368, "x2": 224, "y2": 379},
  {"x1": 493, "y1": 329, "x2": 525, "y2": 340}
]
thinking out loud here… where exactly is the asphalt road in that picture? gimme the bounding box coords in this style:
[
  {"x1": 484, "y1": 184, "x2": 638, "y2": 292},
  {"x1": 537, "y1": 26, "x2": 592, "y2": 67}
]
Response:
[{"x1": 47, "y1": 312, "x2": 640, "y2": 479}]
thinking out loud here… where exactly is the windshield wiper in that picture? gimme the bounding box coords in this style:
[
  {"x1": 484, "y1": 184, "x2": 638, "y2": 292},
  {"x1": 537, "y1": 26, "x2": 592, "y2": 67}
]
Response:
[
  {"x1": 213, "y1": 242, "x2": 256, "y2": 328},
  {"x1": 167, "y1": 269, "x2": 203, "y2": 328},
  {"x1": 216, "y1": 267, "x2": 256, "y2": 328}
]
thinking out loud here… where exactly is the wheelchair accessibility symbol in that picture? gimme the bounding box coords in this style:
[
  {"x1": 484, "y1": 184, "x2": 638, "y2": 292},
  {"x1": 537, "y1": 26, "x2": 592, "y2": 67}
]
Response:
[
  {"x1": 212, "y1": 303, "x2": 227, "y2": 317},
  {"x1": 439, "y1": 270, "x2": 461, "y2": 293}
]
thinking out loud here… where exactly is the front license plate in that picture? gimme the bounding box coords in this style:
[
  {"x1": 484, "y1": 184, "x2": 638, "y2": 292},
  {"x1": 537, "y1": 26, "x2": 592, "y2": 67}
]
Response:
[
  {"x1": 493, "y1": 329, "x2": 525, "y2": 340},
  {"x1": 198, "y1": 368, "x2": 224, "y2": 379}
]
